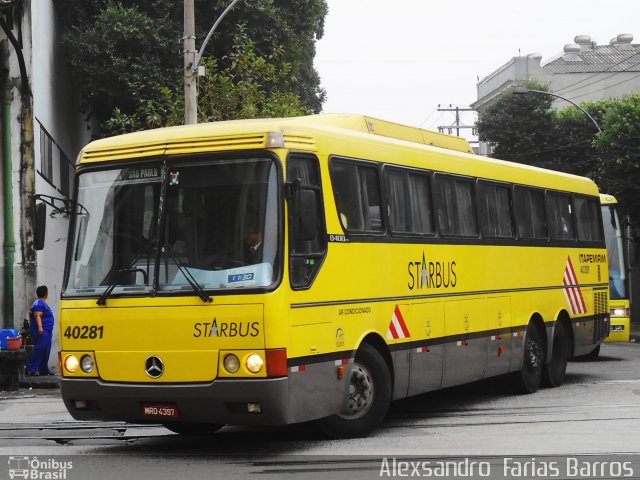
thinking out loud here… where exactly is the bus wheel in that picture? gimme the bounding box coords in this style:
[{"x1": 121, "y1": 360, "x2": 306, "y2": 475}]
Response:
[
  {"x1": 163, "y1": 422, "x2": 223, "y2": 435},
  {"x1": 316, "y1": 343, "x2": 391, "y2": 438},
  {"x1": 512, "y1": 323, "x2": 543, "y2": 394},
  {"x1": 542, "y1": 321, "x2": 569, "y2": 388}
]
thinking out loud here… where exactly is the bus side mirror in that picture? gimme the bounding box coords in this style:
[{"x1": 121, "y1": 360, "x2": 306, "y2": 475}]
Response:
[
  {"x1": 34, "y1": 202, "x2": 46, "y2": 250},
  {"x1": 295, "y1": 189, "x2": 319, "y2": 242}
]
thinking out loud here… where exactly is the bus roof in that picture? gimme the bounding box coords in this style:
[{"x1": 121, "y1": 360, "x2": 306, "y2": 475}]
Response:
[
  {"x1": 79, "y1": 114, "x2": 599, "y2": 196},
  {"x1": 600, "y1": 193, "x2": 618, "y2": 205}
]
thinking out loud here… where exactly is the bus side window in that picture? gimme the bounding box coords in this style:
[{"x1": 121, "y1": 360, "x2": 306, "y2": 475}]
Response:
[
  {"x1": 433, "y1": 174, "x2": 478, "y2": 237},
  {"x1": 575, "y1": 197, "x2": 603, "y2": 242},
  {"x1": 287, "y1": 154, "x2": 327, "y2": 289},
  {"x1": 383, "y1": 167, "x2": 435, "y2": 236},
  {"x1": 330, "y1": 158, "x2": 384, "y2": 234},
  {"x1": 547, "y1": 192, "x2": 575, "y2": 241},
  {"x1": 477, "y1": 181, "x2": 514, "y2": 238},
  {"x1": 514, "y1": 187, "x2": 548, "y2": 240}
]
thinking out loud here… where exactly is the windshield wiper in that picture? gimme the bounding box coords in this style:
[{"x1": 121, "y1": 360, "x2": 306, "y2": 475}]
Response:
[
  {"x1": 96, "y1": 250, "x2": 150, "y2": 306},
  {"x1": 161, "y1": 244, "x2": 213, "y2": 303}
]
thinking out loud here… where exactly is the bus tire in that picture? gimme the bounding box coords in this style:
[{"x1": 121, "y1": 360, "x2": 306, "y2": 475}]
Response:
[
  {"x1": 542, "y1": 321, "x2": 569, "y2": 388},
  {"x1": 512, "y1": 323, "x2": 543, "y2": 394},
  {"x1": 316, "y1": 343, "x2": 391, "y2": 438},
  {"x1": 163, "y1": 422, "x2": 223, "y2": 435}
]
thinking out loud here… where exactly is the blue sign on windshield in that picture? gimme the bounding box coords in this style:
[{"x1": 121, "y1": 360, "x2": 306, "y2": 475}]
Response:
[{"x1": 228, "y1": 273, "x2": 255, "y2": 284}]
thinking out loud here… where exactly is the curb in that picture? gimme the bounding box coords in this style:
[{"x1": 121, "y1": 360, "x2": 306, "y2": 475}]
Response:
[
  {"x1": 630, "y1": 323, "x2": 640, "y2": 343},
  {"x1": 18, "y1": 374, "x2": 60, "y2": 389}
]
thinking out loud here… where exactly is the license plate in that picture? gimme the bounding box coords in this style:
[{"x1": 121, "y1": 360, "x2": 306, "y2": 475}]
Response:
[{"x1": 142, "y1": 403, "x2": 180, "y2": 418}]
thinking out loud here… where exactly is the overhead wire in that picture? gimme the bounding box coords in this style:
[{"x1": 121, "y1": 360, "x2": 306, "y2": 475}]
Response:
[
  {"x1": 566, "y1": 71, "x2": 640, "y2": 102},
  {"x1": 418, "y1": 108, "x2": 437, "y2": 129},
  {"x1": 558, "y1": 59, "x2": 640, "y2": 98},
  {"x1": 553, "y1": 49, "x2": 640, "y2": 96}
]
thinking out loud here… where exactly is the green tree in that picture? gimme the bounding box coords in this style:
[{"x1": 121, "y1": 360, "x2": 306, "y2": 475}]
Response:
[
  {"x1": 477, "y1": 86, "x2": 640, "y2": 223},
  {"x1": 476, "y1": 82, "x2": 558, "y2": 170},
  {"x1": 594, "y1": 94, "x2": 640, "y2": 222},
  {"x1": 103, "y1": 27, "x2": 311, "y2": 135},
  {"x1": 550, "y1": 100, "x2": 606, "y2": 179},
  {"x1": 55, "y1": 2, "x2": 178, "y2": 123},
  {"x1": 55, "y1": 0, "x2": 327, "y2": 134}
]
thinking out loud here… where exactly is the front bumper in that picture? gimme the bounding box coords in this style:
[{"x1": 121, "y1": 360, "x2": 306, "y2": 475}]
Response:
[
  {"x1": 61, "y1": 376, "x2": 290, "y2": 426},
  {"x1": 605, "y1": 317, "x2": 630, "y2": 343}
]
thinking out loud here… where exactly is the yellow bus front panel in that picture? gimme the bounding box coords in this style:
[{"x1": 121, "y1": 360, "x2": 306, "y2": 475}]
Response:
[
  {"x1": 607, "y1": 298, "x2": 631, "y2": 342},
  {"x1": 60, "y1": 302, "x2": 265, "y2": 382}
]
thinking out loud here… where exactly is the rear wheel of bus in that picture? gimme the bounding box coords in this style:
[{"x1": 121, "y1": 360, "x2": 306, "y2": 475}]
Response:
[
  {"x1": 316, "y1": 343, "x2": 391, "y2": 438},
  {"x1": 542, "y1": 321, "x2": 569, "y2": 387},
  {"x1": 512, "y1": 322, "x2": 543, "y2": 394}
]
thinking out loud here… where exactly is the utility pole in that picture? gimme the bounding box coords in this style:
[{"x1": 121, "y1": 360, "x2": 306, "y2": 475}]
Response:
[
  {"x1": 437, "y1": 105, "x2": 475, "y2": 137},
  {"x1": 184, "y1": 0, "x2": 197, "y2": 125},
  {"x1": 184, "y1": 0, "x2": 242, "y2": 125}
]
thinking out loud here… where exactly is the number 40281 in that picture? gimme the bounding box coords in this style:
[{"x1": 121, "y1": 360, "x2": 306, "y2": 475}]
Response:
[{"x1": 63, "y1": 325, "x2": 104, "y2": 339}]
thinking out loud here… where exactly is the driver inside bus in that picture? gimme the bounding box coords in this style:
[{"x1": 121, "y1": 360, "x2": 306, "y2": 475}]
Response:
[{"x1": 243, "y1": 225, "x2": 263, "y2": 264}]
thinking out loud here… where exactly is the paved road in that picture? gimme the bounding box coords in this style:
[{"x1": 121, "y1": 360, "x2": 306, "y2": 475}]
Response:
[{"x1": 1, "y1": 342, "x2": 639, "y2": 479}]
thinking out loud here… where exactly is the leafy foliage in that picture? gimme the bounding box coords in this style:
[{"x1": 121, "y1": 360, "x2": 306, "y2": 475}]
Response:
[
  {"x1": 55, "y1": 0, "x2": 327, "y2": 135},
  {"x1": 476, "y1": 82, "x2": 558, "y2": 169},
  {"x1": 595, "y1": 94, "x2": 640, "y2": 222},
  {"x1": 476, "y1": 85, "x2": 640, "y2": 222},
  {"x1": 103, "y1": 28, "x2": 311, "y2": 136}
]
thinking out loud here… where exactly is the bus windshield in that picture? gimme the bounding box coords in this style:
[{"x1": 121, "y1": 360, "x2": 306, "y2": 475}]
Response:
[
  {"x1": 602, "y1": 204, "x2": 626, "y2": 299},
  {"x1": 64, "y1": 157, "x2": 279, "y2": 297}
]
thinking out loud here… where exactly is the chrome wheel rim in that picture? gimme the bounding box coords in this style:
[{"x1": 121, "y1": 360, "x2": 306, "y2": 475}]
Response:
[
  {"x1": 338, "y1": 361, "x2": 374, "y2": 419},
  {"x1": 526, "y1": 337, "x2": 542, "y2": 372}
]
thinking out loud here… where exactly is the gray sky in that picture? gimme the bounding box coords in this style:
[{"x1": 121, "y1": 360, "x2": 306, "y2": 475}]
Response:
[{"x1": 314, "y1": 0, "x2": 639, "y2": 138}]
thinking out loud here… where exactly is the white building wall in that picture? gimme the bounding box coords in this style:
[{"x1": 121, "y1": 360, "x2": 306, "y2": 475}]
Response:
[
  {"x1": 473, "y1": 55, "x2": 550, "y2": 113},
  {"x1": 8, "y1": 3, "x2": 34, "y2": 330},
  {"x1": 31, "y1": 1, "x2": 93, "y2": 369},
  {"x1": 548, "y1": 72, "x2": 640, "y2": 109}
]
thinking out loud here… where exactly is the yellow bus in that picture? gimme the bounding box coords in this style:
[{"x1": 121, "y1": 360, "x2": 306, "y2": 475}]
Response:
[
  {"x1": 53, "y1": 114, "x2": 609, "y2": 438},
  {"x1": 600, "y1": 194, "x2": 632, "y2": 344}
]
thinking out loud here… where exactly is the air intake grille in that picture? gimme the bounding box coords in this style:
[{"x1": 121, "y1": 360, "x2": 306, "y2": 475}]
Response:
[
  {"x1": 82, "y1": 134, "x2": 268, "y2": 163},
  {"x1": 592, "y1": 291, "x2": 610, "y2": 343}
]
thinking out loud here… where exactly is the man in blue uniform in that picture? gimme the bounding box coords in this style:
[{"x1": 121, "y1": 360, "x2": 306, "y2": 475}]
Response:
[{"x1": 25, "y1": 285, "x2": 55, "y2": 376}]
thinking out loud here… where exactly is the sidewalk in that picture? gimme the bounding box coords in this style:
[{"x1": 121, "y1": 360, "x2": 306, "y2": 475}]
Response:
[
  {"x1": 19, "y1": 372, "x2": 60, "y2": 389},
  {"x1": 631, "y1": 321, "x2": 640, "y2": 343}
]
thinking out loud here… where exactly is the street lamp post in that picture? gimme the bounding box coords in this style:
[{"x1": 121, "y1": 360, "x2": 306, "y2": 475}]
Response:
[
  {"x1": 184, "y1": 0, "x2": 197, "y2": 125},
  {"x1": 184, "y1": 0, "x2": 242, "y2": 125},
  {"x1": 511, "y1": 87, "x2": 602, "y2": 133}
]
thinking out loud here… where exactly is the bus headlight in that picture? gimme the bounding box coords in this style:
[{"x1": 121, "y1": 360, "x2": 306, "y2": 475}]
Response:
[
  {"x1": 223, "y1": 354, "x2": 240, "y2": 374},
  {"x1": 64, "y1": 355, "x2": 79, "y2": 373},
  {"x1": 246, "y1": 353, "x2": 264, "y2": 373},
  {"x1": 80, "y1": 355, "x2": 95, "y2": 373},
  {"x1": 610, "y1": 308, "x2": 630, "y2": 317}
]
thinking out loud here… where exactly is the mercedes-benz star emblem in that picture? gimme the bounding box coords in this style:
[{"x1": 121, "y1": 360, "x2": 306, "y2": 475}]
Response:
[{"x1": 145, "y1": 356, "x2": 164, "y2": 378}]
